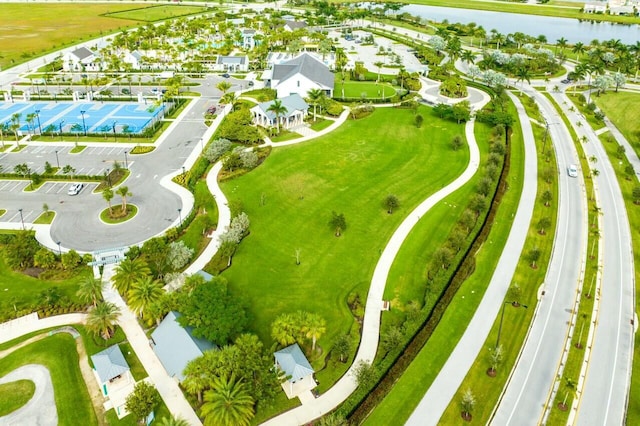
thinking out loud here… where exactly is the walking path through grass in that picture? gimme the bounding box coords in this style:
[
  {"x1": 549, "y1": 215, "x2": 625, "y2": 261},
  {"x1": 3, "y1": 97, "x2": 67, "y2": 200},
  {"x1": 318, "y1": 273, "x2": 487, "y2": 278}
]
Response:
[
  {"x1": 260, "y1": 98, "x2": 489, "y2": 424},
  {"x1": 0, "y1": 364, "x2": 57, "y2": 426}
]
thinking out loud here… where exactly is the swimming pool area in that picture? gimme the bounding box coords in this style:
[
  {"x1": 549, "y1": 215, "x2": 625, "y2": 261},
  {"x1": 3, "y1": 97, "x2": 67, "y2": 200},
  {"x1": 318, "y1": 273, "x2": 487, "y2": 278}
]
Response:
[{"x1": 0, "y1": 101, "x2": 165, "y2": 135}]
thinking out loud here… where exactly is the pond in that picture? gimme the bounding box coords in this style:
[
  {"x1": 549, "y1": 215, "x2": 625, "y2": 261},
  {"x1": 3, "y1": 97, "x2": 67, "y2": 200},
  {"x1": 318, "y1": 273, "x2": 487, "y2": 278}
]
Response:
[{"x1": 396, "y1": 4, "x2": 640, "y2": 44}]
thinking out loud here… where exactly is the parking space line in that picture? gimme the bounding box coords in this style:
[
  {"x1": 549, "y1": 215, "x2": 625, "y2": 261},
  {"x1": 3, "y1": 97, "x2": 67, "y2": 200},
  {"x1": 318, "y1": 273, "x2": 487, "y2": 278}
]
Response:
[
  {"x1": 7, "y1": 212, "x2": 20, "y2": 222},
  {"x1": 57, "y1": 184, "x2": 68, "y2": 194}
]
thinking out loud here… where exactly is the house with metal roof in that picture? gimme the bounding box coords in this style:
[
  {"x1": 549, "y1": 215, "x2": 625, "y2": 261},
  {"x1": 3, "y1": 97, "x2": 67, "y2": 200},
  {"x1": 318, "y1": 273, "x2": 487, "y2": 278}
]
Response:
[
  {"x1": 90, "y1": 344, "x2": 134, "y2": 418},
  {"x1": 150, "y1": 311, "x2": 216, "y2": 382},
  {"x1": 262, "y1": 53, "x2": 334, "y2": 99},
  {"x1": 250, "y1": 94, "x2": 309, "y2": 130},
  {"x1": 214, "y1": 55, "x2": 249, "y2": 72},
  {"x1": 274, "y1": 343, "x2": 317, "y2": 399}
]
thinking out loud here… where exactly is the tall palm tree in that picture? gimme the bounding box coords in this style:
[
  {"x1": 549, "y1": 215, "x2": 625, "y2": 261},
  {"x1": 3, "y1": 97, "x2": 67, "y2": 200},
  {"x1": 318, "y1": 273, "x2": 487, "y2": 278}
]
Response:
[
  {"x1": 102, "y1": 188, "x2": 114, "y2": 215},
  {"x1": 76, "y1": 274, "x2": 104, "y2": 307},
  {"x1": 113, "y1": 257, "x2": 151, "y2": 296},
  {"x1": 303, "y1": 313, "x2": 326, "y2": 351},
  {"x1": 116, "y1": 186, "x2": 132, "y2": 211},
  {"x1": 556, "y1": 37, "x2": 568, "y2": 55},
  {"x1": 461, "y1": 50, "x2": 475, "y2": 65},
  {"x1": 267, "y1": 99, "x2": 287, "y2": 133},
  {"x1": 572, "y1": 42, "x2": 586, "y2": 60},
  {"x1": 200, "y1": 375, "x2": 255, "y2": 426},
  {"x1": 127, "y1": 276, "x2": 164, "y2": 320},
  {"x1": 86, "y1": 301, "x2": 120, "y2": 340},
  {"x1": 271, "y1": 313, "x2": 297, "y2": 347},
  {"x1": 216, "y1": 81, "x2": 232, "y2": 96},
  {"x1": 306, "y1": 88, "x2": 325, "y2": 121},
  {"x1": 515, "y1": 67, "x2": 532, "y2": 92}
]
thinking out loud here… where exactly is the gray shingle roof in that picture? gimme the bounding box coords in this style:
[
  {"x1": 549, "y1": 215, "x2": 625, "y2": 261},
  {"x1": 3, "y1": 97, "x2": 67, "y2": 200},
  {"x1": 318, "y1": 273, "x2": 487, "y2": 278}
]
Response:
[
  {"x1": 284, "y1": 20, "x2": 307, "y2": 29},
  {"x1": 272, "y1": 53, "x2": 333, "y2": 89},
  {"x1": 253, "y1": 94, "x2": 309, "y2": 121},
  {"x1": 274, "y1": 343, "x2": 314, "y2": 383},
  {"x1": 91, "y1": 345, "x2": 129, "y2": 383},
  {"x1": 217, "y1": 55, "x2": 247, "y2": 65},
  {"x1": 151, "y1": 311, "x2": 216, "y2": 381},
  {"x1": 71, "y1": 47, "x2": 96, "y2": 61}
]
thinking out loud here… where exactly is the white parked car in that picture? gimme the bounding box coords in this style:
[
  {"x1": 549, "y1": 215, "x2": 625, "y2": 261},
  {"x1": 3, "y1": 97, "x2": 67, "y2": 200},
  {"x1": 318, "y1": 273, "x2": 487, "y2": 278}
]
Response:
[
  {"x1": 567, "y1": 164, "x2": 578, "y2": 178},
  {"x1": 67, "y1": 183, "x2": 84, "y2": 195}
]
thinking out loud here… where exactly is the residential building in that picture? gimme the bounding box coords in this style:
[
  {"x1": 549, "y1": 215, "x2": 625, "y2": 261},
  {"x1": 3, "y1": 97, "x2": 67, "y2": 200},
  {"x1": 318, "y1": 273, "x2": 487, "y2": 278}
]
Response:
[
  {"x1": 62, "y1": 47, "x2": 102, "y2": 72},
  {"x1": 283, "y1": 20, "x2": 308, "y2": 32},
  {"x1": 214, "y1": 55, "x2": 249, "y2": 72}
]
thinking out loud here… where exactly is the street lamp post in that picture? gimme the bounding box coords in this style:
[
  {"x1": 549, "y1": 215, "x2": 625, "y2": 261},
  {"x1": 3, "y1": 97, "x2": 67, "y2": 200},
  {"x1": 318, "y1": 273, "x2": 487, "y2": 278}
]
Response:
[
  {"x1": 80, "y1": 110, "x2": 87, "y2": 136},
  {"x1": 18, "y1": 208, "x2": 24, "y2": 230},
  {"x1": 177, "y1": 208, "x2": 182, "y2": 226},
  {"x1": 495, "y1": 301, "x2": 528, "y2": 350},
  {"x1": 54, "y1": 150, "x2": 59, "y2": 168},
  {"x1": 542, "y1": 118, "x2": 550, "y2": 157},
  {"x1": 56, "y1": 241, "x2": 61, "y2": 256},
  {"x1": 124, "y1": 150, "x2": 129, "y2": 169},
  {"x1": 112, "y1": 121, "x2": 117, "y2": 142},
  {"x1": 34, "y1": 110, "x2": 42, "y2": 135},
  {"x1": 105, "y1": 168, "x2": 111, "y2": 187},
  {"x1": 59, "y1": 120, "x2": 65, "y2": 141},
  {"x1": 27, "y1": 168, "x2": 32, "y2": 190}
]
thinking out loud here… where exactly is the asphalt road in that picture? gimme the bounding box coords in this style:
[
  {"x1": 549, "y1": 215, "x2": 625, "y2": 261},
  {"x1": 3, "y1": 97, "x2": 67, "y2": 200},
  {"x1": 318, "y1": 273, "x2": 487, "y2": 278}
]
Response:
[
  {"x1": 553, "y1": 91, "x2": 635, "y2": 426},
  {"x1": 491, "y1": 89, "x2": 588, "y2": 425}
]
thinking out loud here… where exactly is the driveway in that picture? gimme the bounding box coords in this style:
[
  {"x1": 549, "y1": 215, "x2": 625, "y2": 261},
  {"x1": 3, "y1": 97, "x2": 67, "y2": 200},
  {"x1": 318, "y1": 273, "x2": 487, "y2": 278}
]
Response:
[{"x1": 0, "y1": 364, "x2": 57, "y2": 426}]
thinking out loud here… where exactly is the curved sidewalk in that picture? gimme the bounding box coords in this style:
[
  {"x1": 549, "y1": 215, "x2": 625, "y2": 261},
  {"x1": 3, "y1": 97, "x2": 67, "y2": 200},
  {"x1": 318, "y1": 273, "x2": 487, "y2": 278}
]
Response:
[
  {"x1": 406, "y1": 92, "x2": 538, "y2": 425},
  {"x1": 262, "y1": 98, "x2": 487, "y2": 426}
]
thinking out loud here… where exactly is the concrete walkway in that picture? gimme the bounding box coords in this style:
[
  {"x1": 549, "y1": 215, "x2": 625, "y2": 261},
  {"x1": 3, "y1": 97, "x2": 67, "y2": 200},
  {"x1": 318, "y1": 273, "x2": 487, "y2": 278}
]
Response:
[
  {"x1": 262, "y1": 95, "x2": 489, "y2": 426},
  {"x1": 406, "y1": 92, "x2": 538, "y2": 425},
  {"x1": 0, "y1": 364, "x2": 57, "y2": 426},
  {"x1": 0, "y1": 312, "x2": 86, "y2": 345},
  {"x1": 101, "y1": 264, "x2": 202, "y2": 425}
]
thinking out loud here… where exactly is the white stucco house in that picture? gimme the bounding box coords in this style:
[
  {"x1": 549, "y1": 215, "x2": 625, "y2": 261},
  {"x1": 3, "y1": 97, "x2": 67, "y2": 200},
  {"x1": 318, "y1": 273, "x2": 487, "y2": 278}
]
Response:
[
  {"x1": 251, "y1": 94, "x2": 309, "y2": 130},
  {"x1": 122, "y1": 50, "x2": 144, "y2": 70},
  {"x1": 274, "y1": 343, "x2": 317, "y2": 399},
  {"x1": 583, "y1": 2, "x2": 607, "y2": 13},
  {"x1": 262, "y1": 53, "x2": 334, "y2": 99},
  {"x1": 62, "y1": 47, "x2": 102, "y2": 72},
  {"x1": 283, "y1": 20, "x2": 307, "y2": 32},
  {"x1": 241, "y1": 29, "x2": 258, "y2": 50},
  {"x1": 214, "y1": 55, "x2": 249, "y2": 72}
]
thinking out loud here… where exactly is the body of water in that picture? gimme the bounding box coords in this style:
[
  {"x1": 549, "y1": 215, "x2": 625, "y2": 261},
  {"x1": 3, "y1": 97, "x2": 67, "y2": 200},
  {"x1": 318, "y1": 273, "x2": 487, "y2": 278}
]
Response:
[{"x1": 398, "y1": 4, "x2": 640, "y2": 44}]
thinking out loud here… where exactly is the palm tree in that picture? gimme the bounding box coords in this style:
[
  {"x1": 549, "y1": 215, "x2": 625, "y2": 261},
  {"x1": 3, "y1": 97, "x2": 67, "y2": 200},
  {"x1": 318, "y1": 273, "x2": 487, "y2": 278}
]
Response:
[
  {"x1": 572, "y1": 42, "x2": 586, "y2": 60},
  {"x1": 373, "y1": 61, "x2": 384, "y2": 82},
  {"x1": 303, "y1": 313, "x2": 326, "y2": 351},
  {"x1": 200, "y1": 375, "x2": 255, "y2": 426},
  {"x1": 216, "y1": 81, "x2": 232, "y2": 96},
  {"x1": 556, "y1": 37, "x2": 568, "y2": 55},
  {"x1": 113, "y1": 257, "x2": 151, "y2": 296},
  {"x1": 102, "y1": 188, "x2": 114, "y2": 215},
  {"x1": 461, "y1": 50, "x2": 475, "y2": 65},
  {"x1": 271, "y1": 313, "x2": 297, "y2": 347},
  {"x1": 116, "y1": 186, "x2": 132, "y2": 211},
  {"x1": 306, "y1": 88, "x2": 325, "y2": 121},
  {"x1": 76, "y1": 274, "x2": 104, "y2": 307},
  {"x1": 25, "y1": 112, "x2": 36, "y2": 135},
  {"x1": 10, "y1": 113, "x2": 21, "y2": 141},
  {"x1": 86, "y1": 301, "x2": 120, "y2": 340},
  {"x1": 127, "y1": 275, "x2": 164, "y2": 320},
  {"x1": 267, "y1": 99, "x2": 287, "y2": 133},
  {"x1": 515, "y1": 67, "x2": 532, "y2": 93},
  {"x1": 158, "y1": 416, "x2": 189, "y2": 426}
]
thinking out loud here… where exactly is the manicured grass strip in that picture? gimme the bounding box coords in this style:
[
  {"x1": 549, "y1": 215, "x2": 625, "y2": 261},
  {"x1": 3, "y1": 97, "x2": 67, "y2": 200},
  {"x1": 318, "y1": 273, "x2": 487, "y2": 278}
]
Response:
[
  {"x1": 435, "y1": 94, "x2": 558, "y2": 424},
  {"x1": 119, "y1": 342, "x2": 148, "y2": 382},
  {"x1": 364, "y1": 99, "x2": 526, "y2": 425},
  {"x1": 309, "y1": 119, "x2": 334, "y2": 132},
  {"x1": 335, "y1": 81, "x2": 397, "y2": 100},
  {"x1": 218, "y1": 106, "x2": 467, "y2": 389},
  {"x1": 69, "y1": 145, "x2": 87, "y2": 154},
  {"x1": 270, "y1": 130, "x2": 302, "y2": 143},
  {"x1": 0, "y1": 334, "x2": 98, "y2": 426},
  {"x1": 594, "y1": 91, "x2": 640, "y2": 157},
  {"x1": 105, "y1": 400, "x2": 170, "y2": 426},
  {"x1": 0, "y1": 380, "x2": 36, "y2": 416},
  {"x1": 34, "y1": 211, "x2": 56, "y2": 224},
  {"x1": 0, "y1": 209, "x2": 6, "y2": 217},
  {"x1": 177, "y1": 178, "x2": 219, "y2": 258}
]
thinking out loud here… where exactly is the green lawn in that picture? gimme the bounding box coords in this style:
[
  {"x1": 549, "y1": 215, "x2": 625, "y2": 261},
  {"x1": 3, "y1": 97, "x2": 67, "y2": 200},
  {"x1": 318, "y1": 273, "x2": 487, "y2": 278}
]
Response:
[
  {"x1": 0, "y1": 252, "x2": 88, "y2": 317},
  {"x1": 335, "y1": 80, "x2": 397, "y2": 100},
  {"x1": 270, "y1": 130, "x2": 302, "y2": 143},
  {"x1": 594, "y1": 91, "x2": 640, "y2": 153},
  {"x1": 0, "y1": 380, "x2": 35, "y2": 416},
  {"x1": 0, "y1": 3, "x2": 141, "y2": 69},
  {"x1": 0, "y1": 334, "x2": 98, "y2": 425},
  {"x1": 103, "y1": 5, "x2": 210, "y2": 21},
  {"x1": 218, "y1": 106, "x2": 467, "y2": 385},
  {"x1": 34, "y1": 211, "x2": 56, "y2": 224},
  {"x1": 363, "y1": 102, "x2": 525, "y2": 424},
  {"x1": 106, "y1": 400, "x2": 170, "y2": 426},
  {"x1": 177, "y1": 178, "x2": 219, "y2": 258},
  {"x1": 309, "y1": 119, "x2": 334, "y2": 132}
]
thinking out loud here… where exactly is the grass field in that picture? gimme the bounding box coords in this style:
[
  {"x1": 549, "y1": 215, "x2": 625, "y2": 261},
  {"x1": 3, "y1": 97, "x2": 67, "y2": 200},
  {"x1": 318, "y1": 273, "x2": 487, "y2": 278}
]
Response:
[
  {"x1": 0, "y1": 380, "x2": 35, "y2": 416},
  {"x1": 0, "y1": 4, "x2": 142, "y2": 69},
  {"x1": 335, "y1": 79, "x2": 397, "y2": 100},
  {"x1": 219, "y1": 106, "x2": 467, "y2": 385},
  {"x1": 363, "y1": 100, "x2": 526, "y2": 424},
  {"x1": 103, "y1": 5, "x2": 210, "y2": 22},
  {"x1": 594, "y1": 91, "x2": 640, "y2": 154},
  {"x1": 0, "y1": 333, "x2": 98, "y2": 425},
  {"x1": 0, "y1": 252, "x2": 87, "y2": 314}
]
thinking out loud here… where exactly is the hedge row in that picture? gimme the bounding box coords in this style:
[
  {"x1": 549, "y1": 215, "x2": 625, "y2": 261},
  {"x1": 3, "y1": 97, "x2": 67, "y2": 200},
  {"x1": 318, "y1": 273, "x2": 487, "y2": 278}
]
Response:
[{"x1": 342, "y1": 124, "x2": 513, "y2": 424}]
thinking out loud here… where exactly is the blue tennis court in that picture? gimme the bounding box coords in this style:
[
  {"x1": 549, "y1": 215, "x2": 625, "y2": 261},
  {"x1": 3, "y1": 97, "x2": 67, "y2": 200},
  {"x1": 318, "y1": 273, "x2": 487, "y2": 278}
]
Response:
[{"x1": 0, "y1": 101, "x2": 165, "y2": 135}]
